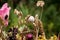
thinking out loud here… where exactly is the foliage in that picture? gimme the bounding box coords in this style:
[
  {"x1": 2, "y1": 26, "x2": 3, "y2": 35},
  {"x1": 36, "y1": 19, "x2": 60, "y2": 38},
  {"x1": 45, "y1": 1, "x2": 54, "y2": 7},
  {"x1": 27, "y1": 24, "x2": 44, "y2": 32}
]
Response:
[{"x1": 0, "y1": 0, "x2": 60, "y2": 38}]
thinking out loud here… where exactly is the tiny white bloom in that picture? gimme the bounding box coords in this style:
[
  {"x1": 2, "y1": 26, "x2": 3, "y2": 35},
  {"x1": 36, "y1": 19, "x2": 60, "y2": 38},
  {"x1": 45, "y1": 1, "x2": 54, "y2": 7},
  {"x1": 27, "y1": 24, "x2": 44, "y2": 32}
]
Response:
[{"x1": 28, "y1": 16, "x2": 35, "y2": 22}]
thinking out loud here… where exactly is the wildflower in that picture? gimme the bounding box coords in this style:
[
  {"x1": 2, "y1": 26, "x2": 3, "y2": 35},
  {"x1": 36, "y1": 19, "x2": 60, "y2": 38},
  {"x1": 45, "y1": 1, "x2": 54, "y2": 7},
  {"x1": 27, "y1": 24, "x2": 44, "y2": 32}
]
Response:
[
  {"x1": 0, "y1": 3, "x2": 11, "y2": 26},
  {"x1": 36, "y1": 1, "x2": 45, "y2": 7},
  {"x1": 26, "y1": 33, "x2": 33, "y2": 40}
]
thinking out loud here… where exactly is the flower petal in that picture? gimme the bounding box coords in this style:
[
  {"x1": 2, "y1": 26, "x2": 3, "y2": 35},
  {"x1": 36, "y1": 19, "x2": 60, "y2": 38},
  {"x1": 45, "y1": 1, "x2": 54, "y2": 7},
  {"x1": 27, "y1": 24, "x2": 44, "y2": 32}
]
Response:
[{"x1": 1, "y1": 3, "x2": 8, "y2": 10}]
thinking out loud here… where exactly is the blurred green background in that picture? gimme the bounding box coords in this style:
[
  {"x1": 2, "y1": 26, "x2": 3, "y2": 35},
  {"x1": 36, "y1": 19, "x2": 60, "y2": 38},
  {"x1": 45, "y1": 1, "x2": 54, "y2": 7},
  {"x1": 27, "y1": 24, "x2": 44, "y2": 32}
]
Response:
[{"x1": 0, "y1": 0, "x2": 60, "y2": 38}]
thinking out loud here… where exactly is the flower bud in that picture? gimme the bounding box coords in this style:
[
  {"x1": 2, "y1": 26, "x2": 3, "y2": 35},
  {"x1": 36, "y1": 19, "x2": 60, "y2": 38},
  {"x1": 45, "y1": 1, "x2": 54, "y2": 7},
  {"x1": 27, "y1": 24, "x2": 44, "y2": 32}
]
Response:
[{"x1": 28, "y1": 16, "x2": 35, "y2": 22}]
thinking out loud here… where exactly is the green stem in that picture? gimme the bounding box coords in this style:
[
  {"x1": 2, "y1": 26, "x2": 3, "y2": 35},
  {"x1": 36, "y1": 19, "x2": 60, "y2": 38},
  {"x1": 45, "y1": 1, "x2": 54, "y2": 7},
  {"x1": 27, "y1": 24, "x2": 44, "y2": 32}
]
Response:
[
  {"x1": 40, "y1": 7, "x2": 46, "y2": 39},
  {"x1": 40, "y1": 7, "x2": 43, "y2": 20}
]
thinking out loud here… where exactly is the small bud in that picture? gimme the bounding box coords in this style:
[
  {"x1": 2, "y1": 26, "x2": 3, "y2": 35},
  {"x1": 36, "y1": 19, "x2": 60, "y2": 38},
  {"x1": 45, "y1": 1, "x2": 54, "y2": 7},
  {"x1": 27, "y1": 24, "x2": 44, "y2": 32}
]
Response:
[{"x1": 28, "y1": 16, "x2": 35, "y2": 22}]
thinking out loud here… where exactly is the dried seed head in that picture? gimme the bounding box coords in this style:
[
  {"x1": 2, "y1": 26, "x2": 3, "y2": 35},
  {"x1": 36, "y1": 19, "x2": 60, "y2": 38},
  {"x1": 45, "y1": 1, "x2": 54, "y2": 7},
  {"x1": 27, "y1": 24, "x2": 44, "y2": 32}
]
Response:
[
  {"x1": 38, "y1": 20, "x2": 43, "y2": 28},
  {"x1": 2, "y1": 31, "x2": 7, "y2": 37},
  {"x1": 0, "y1": 38, "x2": 2, "y2": 40},
  {"x1": 16, "y1": 34, "x2": 22, "y2": 40},
  {"x1": 25, "y1": 15, "x2": 30, "y2": 21},
  {"x1": 28, "y1": 16, "x2": 35, "y2": 22},
  {"x1": 8, "y1": 32, "x2": 12, "y2": 36},
  {"x1": 0, "y1": 29, "x2": 2, "y2": 33},
  {"x1": 35, "y1": 14, "x2": 39, "y2": 19},
  {"x1": 14, "y1": 25, "x2": 18, "y2": 28},
  {"x1": 14, "y1": 9, "x2": 19, "y2": 15},
  {"x1": 14, "y1": 9, "x2": 23, "y2": 16},
  {"x1": 16, "y1": 34, "x2": 19, "y2": 39},
  {"x1": 34, "y1": 14, "x2": 39, "y2": 27},
  {"x1": 36, "y1": 1, "x2": 45, "y2": 7}
]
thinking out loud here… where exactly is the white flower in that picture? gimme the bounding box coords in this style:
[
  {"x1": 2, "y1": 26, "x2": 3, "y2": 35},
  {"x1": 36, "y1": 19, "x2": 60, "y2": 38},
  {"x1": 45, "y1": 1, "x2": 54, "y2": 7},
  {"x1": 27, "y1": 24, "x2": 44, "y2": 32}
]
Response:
[
  {"x1": 36, "y1": 1, "x2": 45, "y2": 7},
  {"x1": 28, "y1": 16, "x2": 35, "y2": 22}
]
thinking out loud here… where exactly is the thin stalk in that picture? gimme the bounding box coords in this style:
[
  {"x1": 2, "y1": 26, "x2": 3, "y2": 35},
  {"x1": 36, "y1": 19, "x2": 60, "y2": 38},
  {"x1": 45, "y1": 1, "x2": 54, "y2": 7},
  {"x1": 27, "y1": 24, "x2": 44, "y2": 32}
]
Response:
[
  {"x1": 39, "y1": 7, "x2": 46, "y2": 39},
  {"x1": 0, "y1": 25, "x2": 5, "y2": 40},
  {"x1": 35, "y1": 27, "x2": 39, "y2": 40},
  {"x1": 40, "y1": 7, "x2": 43, "y2": 20}
]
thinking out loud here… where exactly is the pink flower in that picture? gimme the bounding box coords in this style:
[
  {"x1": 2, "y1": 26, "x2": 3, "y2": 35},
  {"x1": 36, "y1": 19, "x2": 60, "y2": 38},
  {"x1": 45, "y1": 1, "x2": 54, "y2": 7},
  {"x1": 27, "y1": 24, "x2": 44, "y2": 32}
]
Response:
[
  {"x1": 0, "y1": 3, "x2": 11, "y2": 26},
  {"x1": 26, "y1": 33, "x2": 33, "y2": 40},
  {"x1": 27, "y1": 33, "x2": 32, "y2": 38}
]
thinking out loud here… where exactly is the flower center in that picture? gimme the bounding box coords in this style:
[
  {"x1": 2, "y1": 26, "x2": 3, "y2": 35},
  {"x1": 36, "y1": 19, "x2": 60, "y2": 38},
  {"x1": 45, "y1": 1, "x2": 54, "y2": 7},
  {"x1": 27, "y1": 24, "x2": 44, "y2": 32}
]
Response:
[{"x1": 5, "y1": 15, "x2": 8, "y2": 20}]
